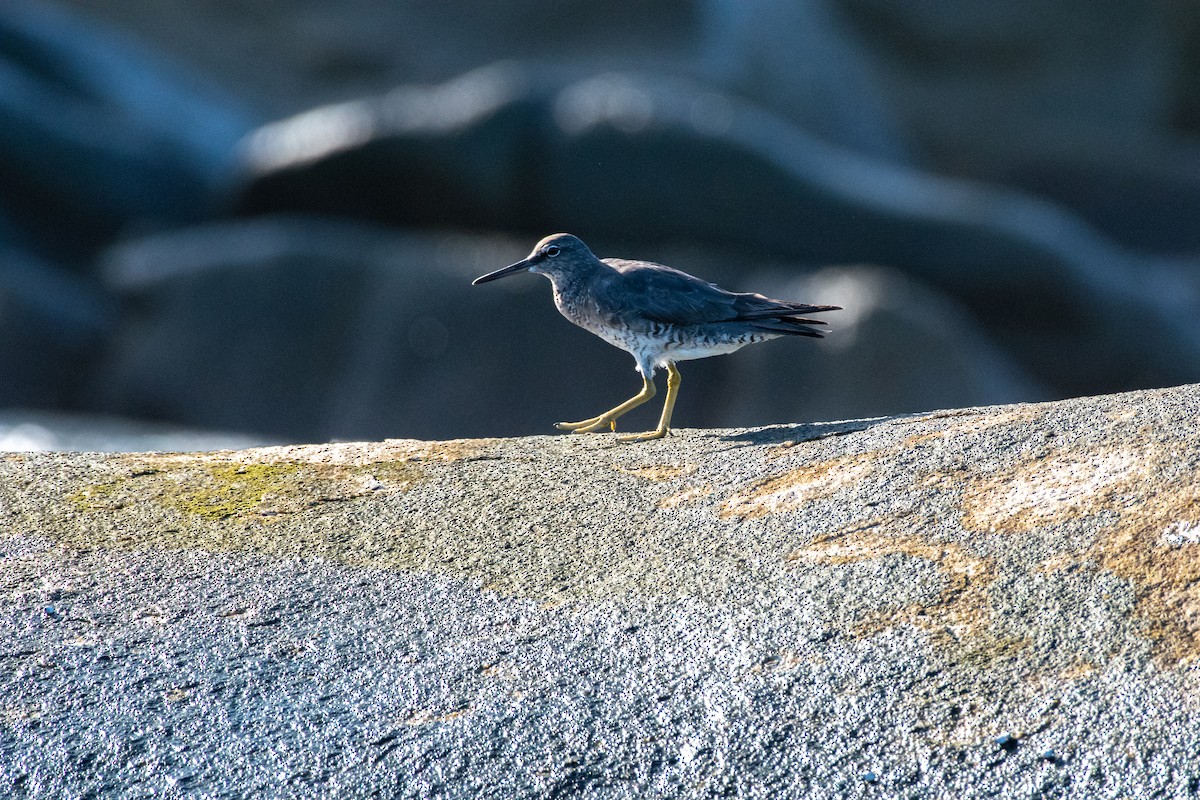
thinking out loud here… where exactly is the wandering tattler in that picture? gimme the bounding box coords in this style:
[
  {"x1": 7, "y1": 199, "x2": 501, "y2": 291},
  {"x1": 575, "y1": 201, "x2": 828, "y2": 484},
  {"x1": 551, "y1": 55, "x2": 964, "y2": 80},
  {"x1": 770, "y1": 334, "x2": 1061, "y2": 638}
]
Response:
[{"x1": 473, "y1": 234, "x2": 841, "y2": 441}]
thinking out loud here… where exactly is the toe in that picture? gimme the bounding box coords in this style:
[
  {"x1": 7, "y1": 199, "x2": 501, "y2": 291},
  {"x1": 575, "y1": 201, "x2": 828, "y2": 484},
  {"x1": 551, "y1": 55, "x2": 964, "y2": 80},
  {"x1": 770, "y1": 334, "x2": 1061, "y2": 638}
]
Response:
[{"x1": 618, "y1": 428, "x2": 668, "y2": 443}]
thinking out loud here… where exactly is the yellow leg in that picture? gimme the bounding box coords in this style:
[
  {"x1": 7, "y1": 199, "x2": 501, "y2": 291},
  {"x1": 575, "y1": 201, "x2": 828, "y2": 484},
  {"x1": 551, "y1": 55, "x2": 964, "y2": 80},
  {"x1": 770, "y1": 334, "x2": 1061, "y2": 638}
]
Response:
[
  {"x1": 620, "y1": 363, "x2": 681, "y2": 443},
  {"x1": 555, "y1": 375, "x2": 657, "y2": 433}
]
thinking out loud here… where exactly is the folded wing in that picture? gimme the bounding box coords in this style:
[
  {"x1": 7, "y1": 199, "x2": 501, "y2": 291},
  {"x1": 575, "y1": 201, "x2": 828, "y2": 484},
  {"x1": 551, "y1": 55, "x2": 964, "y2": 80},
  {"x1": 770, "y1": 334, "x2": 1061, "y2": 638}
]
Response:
[{"x1": 600, "y1": 259, "x2": 840, "y2": 337}]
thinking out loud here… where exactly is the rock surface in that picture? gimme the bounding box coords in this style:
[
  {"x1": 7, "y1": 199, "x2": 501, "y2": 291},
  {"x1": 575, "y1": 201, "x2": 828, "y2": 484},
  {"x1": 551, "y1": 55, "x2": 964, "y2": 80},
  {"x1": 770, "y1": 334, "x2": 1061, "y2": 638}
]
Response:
[{"x1": 2, "y1": 383, "x2": 1198, "y2": 797}]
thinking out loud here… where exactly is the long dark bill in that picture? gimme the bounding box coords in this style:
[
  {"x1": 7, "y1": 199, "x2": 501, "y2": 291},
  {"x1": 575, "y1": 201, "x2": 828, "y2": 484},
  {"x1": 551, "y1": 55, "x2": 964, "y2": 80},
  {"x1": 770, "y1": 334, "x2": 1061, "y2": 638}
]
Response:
[{"x1": 471, "y1": 258, "x2": 533, "y2": 285}]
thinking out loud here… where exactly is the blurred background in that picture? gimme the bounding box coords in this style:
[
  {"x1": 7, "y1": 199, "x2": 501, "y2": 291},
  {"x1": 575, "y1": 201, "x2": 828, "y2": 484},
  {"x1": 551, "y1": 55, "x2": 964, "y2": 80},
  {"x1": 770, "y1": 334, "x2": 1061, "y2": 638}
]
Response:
[{"x1": 2, "y1": 0, "x2": 1198, "y2": 450}]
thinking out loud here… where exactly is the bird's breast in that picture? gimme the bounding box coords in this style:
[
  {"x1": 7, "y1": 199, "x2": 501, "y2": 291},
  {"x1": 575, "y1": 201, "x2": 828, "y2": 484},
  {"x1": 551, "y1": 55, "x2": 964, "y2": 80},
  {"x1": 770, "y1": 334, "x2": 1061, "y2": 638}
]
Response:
[{"x1": 553, "y1": 289, "x2": 645, "y2": 353}]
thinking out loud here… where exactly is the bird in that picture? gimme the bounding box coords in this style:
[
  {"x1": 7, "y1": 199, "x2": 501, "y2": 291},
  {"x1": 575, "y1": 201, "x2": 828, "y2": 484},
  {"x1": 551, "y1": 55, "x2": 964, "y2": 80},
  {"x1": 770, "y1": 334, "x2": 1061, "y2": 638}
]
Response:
[{"x1": 472, "y1": 233, "x2": 841, "y2": 442}]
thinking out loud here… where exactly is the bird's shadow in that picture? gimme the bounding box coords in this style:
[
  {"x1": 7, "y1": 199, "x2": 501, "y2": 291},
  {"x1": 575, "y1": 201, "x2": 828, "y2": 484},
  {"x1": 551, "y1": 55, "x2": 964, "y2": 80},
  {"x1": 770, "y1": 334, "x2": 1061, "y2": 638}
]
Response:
[{"x1": 713, "y1": 416, "x2": 902, "y2": 449}]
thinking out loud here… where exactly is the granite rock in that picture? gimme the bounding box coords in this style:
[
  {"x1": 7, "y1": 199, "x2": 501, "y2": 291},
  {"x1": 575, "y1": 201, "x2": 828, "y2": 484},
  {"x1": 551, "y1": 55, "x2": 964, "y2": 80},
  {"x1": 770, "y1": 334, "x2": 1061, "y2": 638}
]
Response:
[{"x1": 1, "y1": 383, "x2": 1198, "y2": 797}]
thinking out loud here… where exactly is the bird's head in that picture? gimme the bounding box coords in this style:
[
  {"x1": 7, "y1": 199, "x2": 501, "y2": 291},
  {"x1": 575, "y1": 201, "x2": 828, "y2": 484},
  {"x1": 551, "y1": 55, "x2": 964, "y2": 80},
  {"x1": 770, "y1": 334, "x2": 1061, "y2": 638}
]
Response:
[{"x1": 472, "y1": 233, "x2": 599, "y2": 285}]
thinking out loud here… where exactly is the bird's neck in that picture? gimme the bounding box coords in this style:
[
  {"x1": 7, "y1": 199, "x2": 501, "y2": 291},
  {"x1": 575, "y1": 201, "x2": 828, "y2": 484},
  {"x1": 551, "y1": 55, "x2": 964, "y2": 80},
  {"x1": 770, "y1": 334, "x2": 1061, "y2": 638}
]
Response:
[{"x1": 545, "y1": 262, "x2": 604, "y2": 307}]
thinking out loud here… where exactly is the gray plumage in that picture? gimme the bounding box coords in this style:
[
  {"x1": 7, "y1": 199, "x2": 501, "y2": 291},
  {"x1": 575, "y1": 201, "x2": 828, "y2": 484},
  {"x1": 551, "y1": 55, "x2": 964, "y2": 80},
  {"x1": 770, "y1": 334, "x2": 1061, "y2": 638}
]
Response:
[{"x1": 472, "y1": 233, "x2": 840, "y2": 440}]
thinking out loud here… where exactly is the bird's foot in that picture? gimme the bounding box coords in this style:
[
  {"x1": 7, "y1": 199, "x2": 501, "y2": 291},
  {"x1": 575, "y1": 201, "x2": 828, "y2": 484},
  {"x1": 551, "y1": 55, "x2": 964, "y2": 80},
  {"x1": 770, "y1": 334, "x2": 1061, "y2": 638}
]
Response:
[
  {"x1": 555, "y1": 416, "x2": 619, "y2": 433},
  {"x1": 554, "y1": 420, "x2": 594, "y2": 431},
  {"x1": 618, "y1": 427, "x2": 670, "y2": 443},
  {"x1": 556, "y1": 418, "x2": 603, "y2": 432}
]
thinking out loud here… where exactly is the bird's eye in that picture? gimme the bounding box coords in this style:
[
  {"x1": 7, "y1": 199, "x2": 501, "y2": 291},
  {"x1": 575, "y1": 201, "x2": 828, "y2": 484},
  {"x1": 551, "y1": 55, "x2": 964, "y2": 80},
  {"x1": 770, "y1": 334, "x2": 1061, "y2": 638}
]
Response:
[{"x1": 545, "y1": 245, "x2": 561, "y2": 257}]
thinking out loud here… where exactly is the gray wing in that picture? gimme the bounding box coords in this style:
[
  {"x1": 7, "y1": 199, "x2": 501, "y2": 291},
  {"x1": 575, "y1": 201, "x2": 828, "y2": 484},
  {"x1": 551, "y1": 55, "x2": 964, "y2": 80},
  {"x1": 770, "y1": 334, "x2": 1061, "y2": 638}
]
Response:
[{"x1": 599, "y1": 259, "x2": 840, "y2": 333}]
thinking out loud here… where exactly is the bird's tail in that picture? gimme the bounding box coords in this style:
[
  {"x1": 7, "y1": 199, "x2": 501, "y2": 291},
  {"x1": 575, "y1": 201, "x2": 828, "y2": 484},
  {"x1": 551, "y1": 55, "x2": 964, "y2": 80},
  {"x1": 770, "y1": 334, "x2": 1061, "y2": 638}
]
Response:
[
  {"x1": 748, "y1": 317, "x2": 831, "y2": 338},
  {"x1": 781, "y1": 302, "x2": 842, "y2": 316},
  {"x1": 741, "y1": 300, "x2": 842, "y2": 338}
]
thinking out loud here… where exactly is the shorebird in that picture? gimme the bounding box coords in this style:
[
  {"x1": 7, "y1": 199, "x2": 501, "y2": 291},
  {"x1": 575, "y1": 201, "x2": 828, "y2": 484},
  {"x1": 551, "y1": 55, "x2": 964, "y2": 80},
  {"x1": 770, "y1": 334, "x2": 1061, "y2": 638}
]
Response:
[{"x1": 472, "y1": 234, "x2": 840, "y2": 442}]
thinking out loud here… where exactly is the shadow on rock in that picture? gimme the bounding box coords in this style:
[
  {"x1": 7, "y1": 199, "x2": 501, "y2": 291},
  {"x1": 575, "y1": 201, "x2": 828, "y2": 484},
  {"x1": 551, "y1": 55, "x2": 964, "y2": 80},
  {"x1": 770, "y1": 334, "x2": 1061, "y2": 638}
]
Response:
[{"x1": 716, "y1": 419, "x2": 881, "y2": 447}]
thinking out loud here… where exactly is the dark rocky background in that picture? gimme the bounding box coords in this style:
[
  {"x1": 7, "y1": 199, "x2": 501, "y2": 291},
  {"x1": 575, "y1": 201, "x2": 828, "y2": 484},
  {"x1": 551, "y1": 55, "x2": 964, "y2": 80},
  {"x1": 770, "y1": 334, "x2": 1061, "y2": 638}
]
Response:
[{"x1": 3, "y1": 0, "x2": 1199, "y2": 445}]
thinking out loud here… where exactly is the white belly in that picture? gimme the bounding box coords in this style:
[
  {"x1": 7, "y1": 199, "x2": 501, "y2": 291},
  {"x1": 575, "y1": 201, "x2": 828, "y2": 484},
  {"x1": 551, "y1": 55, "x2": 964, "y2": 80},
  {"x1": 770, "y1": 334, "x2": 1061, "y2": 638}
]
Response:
[{"x1": 663, "y1": 338, "x2": 762, "y2": 362}]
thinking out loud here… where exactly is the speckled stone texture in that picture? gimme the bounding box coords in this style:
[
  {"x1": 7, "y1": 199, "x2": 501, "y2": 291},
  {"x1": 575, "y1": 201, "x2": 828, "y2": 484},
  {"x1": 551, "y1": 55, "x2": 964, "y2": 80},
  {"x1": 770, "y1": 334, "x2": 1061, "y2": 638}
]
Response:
[{"x1": 2, "y1": 384, "x2": 1198, "y2": 798}]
